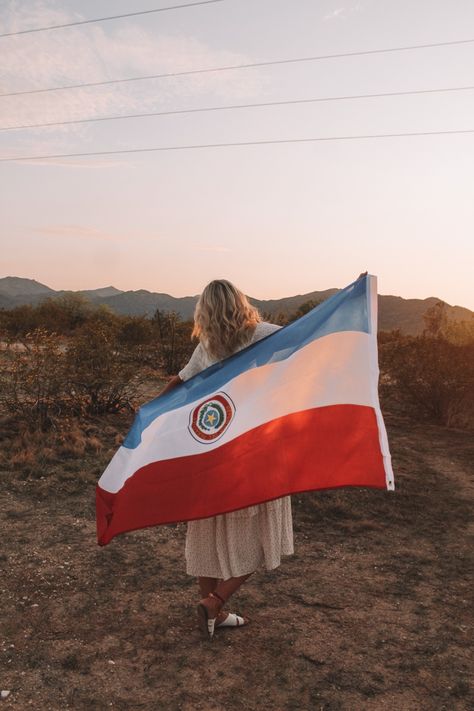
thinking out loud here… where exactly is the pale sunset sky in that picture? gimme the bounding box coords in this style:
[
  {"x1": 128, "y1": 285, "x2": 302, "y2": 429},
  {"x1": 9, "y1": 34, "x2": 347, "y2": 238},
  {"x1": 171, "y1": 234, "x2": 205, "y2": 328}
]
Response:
[{"x1": 1, "y1": 0, "x2": 473, "y2": 308}]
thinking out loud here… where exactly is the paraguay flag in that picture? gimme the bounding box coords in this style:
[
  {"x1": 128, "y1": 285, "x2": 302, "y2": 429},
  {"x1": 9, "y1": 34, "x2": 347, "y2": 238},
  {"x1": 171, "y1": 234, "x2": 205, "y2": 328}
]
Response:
[{"x1": 96, "y1": 274, "x2": 394, "y2": 546}]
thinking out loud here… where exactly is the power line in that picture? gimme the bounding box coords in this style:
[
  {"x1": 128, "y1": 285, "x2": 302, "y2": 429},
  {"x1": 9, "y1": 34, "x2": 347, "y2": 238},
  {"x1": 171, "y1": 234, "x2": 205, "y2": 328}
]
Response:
[
  {"x1": 2, "y1": 38, "x2": 473, "y2": 98},
  {"x1": 0, "y1": 0, "x2": 225, "y2": 38},
  {"x1": 2, "y1": 129, "x2": 473, "y2": 162},
  {"x1": 2, "y1": 85, "x2": 473, "y2": 132}
]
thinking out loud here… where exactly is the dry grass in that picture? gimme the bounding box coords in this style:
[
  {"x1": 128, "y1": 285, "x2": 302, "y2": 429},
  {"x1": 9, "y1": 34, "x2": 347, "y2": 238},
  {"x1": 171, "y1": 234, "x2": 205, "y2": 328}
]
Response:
[{"x1": 0, "y1": 411, "x2": 473, "y2": 710}]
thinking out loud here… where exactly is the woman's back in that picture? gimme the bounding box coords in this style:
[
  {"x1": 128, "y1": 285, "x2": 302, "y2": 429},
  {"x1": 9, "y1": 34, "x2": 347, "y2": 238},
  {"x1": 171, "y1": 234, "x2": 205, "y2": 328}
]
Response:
[{"x1": 179, "y1": 321, "x2": 281, "y2": 382}]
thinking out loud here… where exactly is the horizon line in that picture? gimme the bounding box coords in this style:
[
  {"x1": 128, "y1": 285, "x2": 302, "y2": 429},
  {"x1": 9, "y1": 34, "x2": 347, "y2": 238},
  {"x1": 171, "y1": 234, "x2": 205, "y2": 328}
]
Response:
[{"x1": 0, "y1": 274, "x2": 472, "y2": 312}]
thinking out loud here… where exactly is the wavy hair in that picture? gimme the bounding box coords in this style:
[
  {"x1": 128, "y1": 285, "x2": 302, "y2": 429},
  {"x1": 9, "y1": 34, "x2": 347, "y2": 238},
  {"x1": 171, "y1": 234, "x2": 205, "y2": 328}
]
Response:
[{"x1": 192, "y1": 279, "x2": 261, "y2": 360}]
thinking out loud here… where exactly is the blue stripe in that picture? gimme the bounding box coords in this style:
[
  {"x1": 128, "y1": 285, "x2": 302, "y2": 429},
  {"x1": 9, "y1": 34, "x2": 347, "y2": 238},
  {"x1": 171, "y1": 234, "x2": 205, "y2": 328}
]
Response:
[{"x1": 123, "y1": 275, "x2": 369, "y2": 449}]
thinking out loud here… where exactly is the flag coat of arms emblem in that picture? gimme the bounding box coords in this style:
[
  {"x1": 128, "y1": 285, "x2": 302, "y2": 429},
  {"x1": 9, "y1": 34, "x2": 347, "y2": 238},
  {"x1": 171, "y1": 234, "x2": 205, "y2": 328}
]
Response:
[{"x1": 96, "y1": 274, "x2": 394, "y2": 546}]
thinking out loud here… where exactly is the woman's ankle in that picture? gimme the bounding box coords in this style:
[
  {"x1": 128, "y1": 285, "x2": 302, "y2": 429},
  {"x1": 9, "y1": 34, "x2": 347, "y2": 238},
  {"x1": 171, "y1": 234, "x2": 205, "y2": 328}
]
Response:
[
  {"x1": 210, "y1": 590, "x2": 226, "y2": 606},
  {"x1": 200, "y1": 593, "x2": 222, "y2": 618}
]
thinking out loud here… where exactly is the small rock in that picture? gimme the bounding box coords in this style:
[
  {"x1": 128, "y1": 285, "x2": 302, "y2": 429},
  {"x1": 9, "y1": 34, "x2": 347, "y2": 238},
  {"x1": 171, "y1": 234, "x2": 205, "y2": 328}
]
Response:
[
  {"x1": 108, "y1": 660, "x2": 115, "y2": 665},
  {"x1": 1, "y1": 691, "x2": 11, "y2": 700}
]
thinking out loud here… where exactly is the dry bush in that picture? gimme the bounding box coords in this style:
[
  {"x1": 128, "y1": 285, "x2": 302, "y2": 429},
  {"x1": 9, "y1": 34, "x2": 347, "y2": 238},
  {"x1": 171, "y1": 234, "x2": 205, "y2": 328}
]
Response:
[
  {"x1": 379, "y1": 305, "x2": 474, "y2": 428},
  {"x1": 0, "y1": 304, "x2": 38, "y2": 336},
  {"x1": 0, "y1": 328, "x2": 69, "y2": 430},
  {"x1": 0, "y1": 318, "x2": 147, "y2": 435},
  {"x1": 65, "y1": 319, "x2": 144, "y2": 414},
  {"x1": 288, "y1": 299, "x2": 322, "y2": 322},
  {"x1": 380, "y1": 334, "x2": 473, "y2": 427},
  {"x1": 56, "y1": 418, "x2": 88, "y2": 457},
  {"x1": 1, "y1": 415, "x2": 105, "y2": 471},
  {"x1": 1, "y1": 299, "x2": 195, "y2": 376},
  {"x1": 0, "y1": 294, "x2": 119, "y2": 337},
  {"x1": 151, "y1": 310, "x2": 195, "y2": 374},
  {"x1": 117, "y1": 316, "x2": 154, "y2": 347},
  {"x1": 36, "y1": 293, "x2": 96, "y2": 333}
]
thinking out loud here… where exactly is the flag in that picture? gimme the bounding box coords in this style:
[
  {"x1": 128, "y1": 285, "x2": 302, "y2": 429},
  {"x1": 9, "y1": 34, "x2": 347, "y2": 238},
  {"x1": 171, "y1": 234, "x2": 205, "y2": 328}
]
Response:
[{"x1": 96, "y1": 274, "x2": 394, "y2": 546}]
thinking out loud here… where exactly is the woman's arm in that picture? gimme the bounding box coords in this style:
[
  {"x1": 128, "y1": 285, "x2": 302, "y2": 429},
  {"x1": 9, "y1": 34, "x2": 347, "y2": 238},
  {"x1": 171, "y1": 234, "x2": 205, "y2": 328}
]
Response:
[{"x1": 157, "y1": 374, "x2": 183, "y2": 397}]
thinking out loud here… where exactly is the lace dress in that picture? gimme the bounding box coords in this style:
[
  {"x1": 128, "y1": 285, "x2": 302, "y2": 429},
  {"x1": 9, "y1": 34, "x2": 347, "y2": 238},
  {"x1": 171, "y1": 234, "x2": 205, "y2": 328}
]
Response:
[{"x1": 178, "y1": 321, "x2": 294, "y2": 580}]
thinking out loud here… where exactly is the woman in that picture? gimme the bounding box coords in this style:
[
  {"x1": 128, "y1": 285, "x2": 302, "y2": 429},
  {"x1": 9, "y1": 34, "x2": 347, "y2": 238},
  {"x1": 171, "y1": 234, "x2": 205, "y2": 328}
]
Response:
[{"x1": 159, "y1": 279, "x2": 294, "y2": 640}]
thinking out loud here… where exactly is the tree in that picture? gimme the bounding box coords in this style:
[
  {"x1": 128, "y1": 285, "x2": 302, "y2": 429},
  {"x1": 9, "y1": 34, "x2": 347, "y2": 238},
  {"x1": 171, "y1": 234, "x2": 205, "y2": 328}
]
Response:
[
  {"x1": 288, "y1": 299, "x2": 322, "y2": 323},
  {"x1": 65, "y1": 319, "x2": 140, "y2": 414},
  {"x1": 42, "y1": 292, "x2": 99, "y2": 333},
  {"x1": 118, "y1": 315, "x2": 154, "y2": 346},
  {"x1": 0, "y1": 328, "x2": 67, "y2": 430},
  {"x1": 151, "y1": 309, "x2": 195, "y2": 374},
  {"x1": 380, "y1": 327, "x2": 474, "y2": 427},
  {"x1": 423, "y1": 301, "x2": 449, "y2": 338}
]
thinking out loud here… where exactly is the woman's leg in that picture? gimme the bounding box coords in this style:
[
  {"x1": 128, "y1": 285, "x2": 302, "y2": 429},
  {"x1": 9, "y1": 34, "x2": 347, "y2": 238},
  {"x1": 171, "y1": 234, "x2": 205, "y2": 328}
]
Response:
[
  {"x1": 200, "y1": 572, "x2": 253, "y2": 621},
  {"x1": 215, "y1": 572, "x2": 253, "y2": 602},
  {"x1": 198, "y1": 576, "x2": 219, "y2": 597}
]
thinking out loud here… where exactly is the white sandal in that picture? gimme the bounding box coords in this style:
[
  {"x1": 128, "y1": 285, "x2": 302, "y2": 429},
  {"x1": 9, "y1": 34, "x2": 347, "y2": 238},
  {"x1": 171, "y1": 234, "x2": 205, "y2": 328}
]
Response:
[
  {"x1": 196, "y1": 591, "x2": 225, "y2": 640},
  {"x1": 197, "y1": 602, "x2": 216, "y2": 639},
  {"x1": 216, "y1": 612, "x2": 247, "y2": 628}
]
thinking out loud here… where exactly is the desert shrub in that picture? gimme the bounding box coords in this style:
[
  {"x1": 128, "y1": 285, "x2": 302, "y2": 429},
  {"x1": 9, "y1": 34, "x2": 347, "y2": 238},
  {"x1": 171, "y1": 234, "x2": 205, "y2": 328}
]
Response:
[
  {"x1": 444, "y1": 317, "x2": 474, "y2": 346},
  {"x1": 0, "y1": 328, "x2": 68, "y2": 430},
  {"x1": 273, "y1": 311, "x2": 290, "y2": 326},
  {"x1": 65, "y1": 319, "x2": 143, "y2": 414},
  {"x1": 0, "y1": 304, "x2": 38, "y2": 337},
  {"x1": 0, "y1": 294, "x2": 119, "y2": 337},
  {"x1": 0, "y1": 317, "x2": 149, "y2": 430},
  {"x1": 36, "y1": 293, "x2": 94, "y2": 333},
  {"x1": 151, "y1": 310, "x2": 195, "y2": 374},
  {"x1": 381, "y1": 333, "x2": 473, "y2": 426},
  {"x1": 379, "y1": 304, "x2": 474, "y2": 428},
  {"x1": 0, "y1": 414, "x2": 106, "y2": 472},
  {"x1": 117, "y1": 315, "x2": 154, "y2": 347},
  {"x1": 288, "y1": 299, "x2": 322, "y2": 322}
]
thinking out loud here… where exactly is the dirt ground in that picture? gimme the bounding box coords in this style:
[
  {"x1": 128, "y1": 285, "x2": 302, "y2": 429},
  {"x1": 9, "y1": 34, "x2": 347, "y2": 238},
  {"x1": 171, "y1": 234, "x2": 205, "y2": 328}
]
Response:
[{"x1": 0, "y1": 412, "x2": 473, "y2": 711}]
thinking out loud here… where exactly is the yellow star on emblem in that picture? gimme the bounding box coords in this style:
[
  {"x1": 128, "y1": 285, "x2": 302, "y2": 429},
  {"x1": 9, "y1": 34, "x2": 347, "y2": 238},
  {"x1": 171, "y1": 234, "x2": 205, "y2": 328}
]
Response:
[{"x1": 206, "y1": 412, "x2": 217, "y2": 425}]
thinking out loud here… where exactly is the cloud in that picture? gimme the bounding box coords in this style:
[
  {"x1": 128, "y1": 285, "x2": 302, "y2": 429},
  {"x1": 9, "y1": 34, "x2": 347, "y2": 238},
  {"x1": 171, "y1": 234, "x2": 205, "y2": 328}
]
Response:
[
  {"x1": 323, "y1": 3, "x2": 363, "y2": 20},
  {"x1": 0, "y1": 0, "x2": 264, "y2": 164},
  {"x1": 324, "y1": 7, "x2": 346, "y2": 20}
]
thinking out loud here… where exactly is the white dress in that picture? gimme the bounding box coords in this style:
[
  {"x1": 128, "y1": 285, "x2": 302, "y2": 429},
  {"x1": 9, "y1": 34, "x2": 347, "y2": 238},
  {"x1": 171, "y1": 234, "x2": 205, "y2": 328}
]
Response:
[{"x1": 178, "y1": 322, "x2": 294, "y2": 580}]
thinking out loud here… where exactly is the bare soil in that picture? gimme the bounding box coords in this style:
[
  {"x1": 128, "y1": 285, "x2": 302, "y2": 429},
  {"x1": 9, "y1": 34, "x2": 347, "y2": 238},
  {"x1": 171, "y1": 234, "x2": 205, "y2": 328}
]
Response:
[{"x1": 0, "y1": 412, "x2": 473, "y2": 711}]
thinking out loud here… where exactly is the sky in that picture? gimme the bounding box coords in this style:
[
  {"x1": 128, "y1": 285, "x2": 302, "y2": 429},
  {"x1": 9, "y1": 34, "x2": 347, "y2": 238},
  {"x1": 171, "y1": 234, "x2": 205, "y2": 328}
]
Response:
[{"x1": 1, "y1": 0, "x2": 473, "y2": 308}]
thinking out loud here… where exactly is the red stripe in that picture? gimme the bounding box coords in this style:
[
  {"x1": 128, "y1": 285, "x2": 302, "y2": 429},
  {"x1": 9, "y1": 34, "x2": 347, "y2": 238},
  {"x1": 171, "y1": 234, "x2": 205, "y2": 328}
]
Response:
[{"x1": 96, "y1": 404, "x2": 387, "y2": 545}]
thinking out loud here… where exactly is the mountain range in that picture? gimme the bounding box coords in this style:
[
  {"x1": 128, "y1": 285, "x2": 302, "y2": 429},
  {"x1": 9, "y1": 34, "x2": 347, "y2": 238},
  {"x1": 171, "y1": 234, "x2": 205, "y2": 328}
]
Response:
[{"x1": 0, "y1": 276, "x2": 472, "y2": 335}]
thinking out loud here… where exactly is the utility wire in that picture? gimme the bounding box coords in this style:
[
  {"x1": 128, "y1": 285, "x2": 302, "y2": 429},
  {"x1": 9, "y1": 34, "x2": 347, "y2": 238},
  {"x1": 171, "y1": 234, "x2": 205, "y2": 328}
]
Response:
[
  {"x1": 2, "y1": 38, "x2": 473, "y2": 98},
  {"x1": 0, "y1": 0, "x2": 225, "y2": 38},
  {"x1": 1, "y1": 85, "x2": 473, "y2": 132},
  {"x1": 2, "y1": 129, "x2": 474, "y2": 162}
]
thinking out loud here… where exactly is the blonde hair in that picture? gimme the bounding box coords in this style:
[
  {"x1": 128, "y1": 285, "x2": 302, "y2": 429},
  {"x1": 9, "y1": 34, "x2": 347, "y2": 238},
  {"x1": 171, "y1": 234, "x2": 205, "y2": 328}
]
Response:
[{"x1": 192, "y1": 279, "x2": 261, "y2": 360}]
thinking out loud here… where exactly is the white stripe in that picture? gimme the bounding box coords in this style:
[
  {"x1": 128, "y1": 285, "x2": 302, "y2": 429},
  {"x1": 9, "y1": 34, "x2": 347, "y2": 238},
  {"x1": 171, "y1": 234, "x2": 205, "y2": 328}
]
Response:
[{"x1": 99, "y1": 330, "x2": 382, "y2": 493}]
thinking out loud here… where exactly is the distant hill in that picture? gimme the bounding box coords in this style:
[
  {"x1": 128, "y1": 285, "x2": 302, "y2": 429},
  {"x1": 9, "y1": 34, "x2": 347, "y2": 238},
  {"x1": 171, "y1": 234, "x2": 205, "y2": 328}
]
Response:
[
  {"x1": 0, "y1": 276, "x2": 472, "y2": 335},
  {"x1": 251, "y1": 289, "x2": 339, "y2": 318},
  {"x1": 99, "y1": 290, "x2": 199, "y2": 319},
  {"x1": 0, "y1": 276, "x2": 55, "y2": 299},
  {"x1": 377, "y1": 294, "x2": 472, "y2": 333},
  {"x1": 0, "y1": 293, "x2": 15, "y2": 310},
  {"x1": 77, "y1": 286, "x2": 124, "y2": 300}
]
